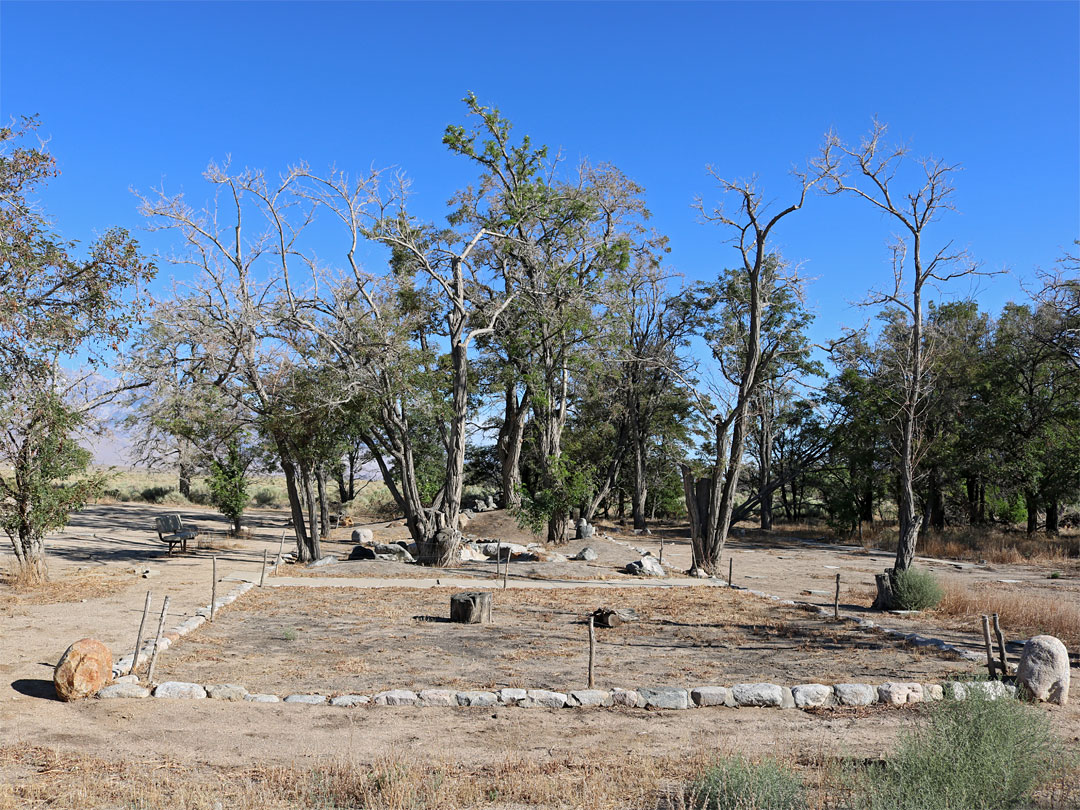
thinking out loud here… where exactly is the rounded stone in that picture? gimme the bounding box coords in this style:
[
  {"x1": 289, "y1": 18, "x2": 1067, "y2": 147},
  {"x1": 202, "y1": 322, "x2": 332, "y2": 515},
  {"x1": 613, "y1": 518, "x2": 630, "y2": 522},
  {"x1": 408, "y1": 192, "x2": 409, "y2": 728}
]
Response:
[
  {"x1": 153, "y1": 681, "x2": 207, "y2": 699},
  {"x1": 54, "y1": 638, "x2": 113, "y2": 701},
  {"x1": 1017, "y1": 635, "x2": 1070, "y2": 706}
]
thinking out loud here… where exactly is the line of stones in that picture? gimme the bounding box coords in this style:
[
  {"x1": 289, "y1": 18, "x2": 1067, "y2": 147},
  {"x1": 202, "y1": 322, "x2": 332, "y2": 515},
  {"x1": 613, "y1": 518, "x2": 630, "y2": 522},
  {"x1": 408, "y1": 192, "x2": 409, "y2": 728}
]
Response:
[{"x1": 98, "y1": 679, "x2": 1016, "y2": 708}]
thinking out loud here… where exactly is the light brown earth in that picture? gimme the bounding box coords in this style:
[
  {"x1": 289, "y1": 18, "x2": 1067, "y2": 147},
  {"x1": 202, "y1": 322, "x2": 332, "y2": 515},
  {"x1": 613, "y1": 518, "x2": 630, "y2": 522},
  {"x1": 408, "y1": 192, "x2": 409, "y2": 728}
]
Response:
[{"x1": 1, "y1": 502, "x2": 1078, "y2": 809}]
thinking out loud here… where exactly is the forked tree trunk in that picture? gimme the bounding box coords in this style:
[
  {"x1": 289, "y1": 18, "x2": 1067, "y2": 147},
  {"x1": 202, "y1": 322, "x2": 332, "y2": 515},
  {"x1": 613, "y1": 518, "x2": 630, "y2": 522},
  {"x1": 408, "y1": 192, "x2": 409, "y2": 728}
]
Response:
[
  {"x1": 1046, "y1": 498, "x2": 1059, "y2": 536},
  {"x1": 276, "y1": 442, "x2": 310, "y2": 562},
  {"x1": 178, "y1": 461, "x2": 192, "y2": 500},
  {"x1": 299, "y1": 462, "x2": 322, "y2": 562},
  {"x1": 1025, "y1": 491, "x2": 1039, "y2": 535},
  {"x1": 315, "y1": 466, "x2": 330, "y2": 537},
  {"x1": 497, "y1": 385, "x2": 529, "y2": 509},
  {"x1": 630, "y1": 403, "x2": 648, "y2": 531}
]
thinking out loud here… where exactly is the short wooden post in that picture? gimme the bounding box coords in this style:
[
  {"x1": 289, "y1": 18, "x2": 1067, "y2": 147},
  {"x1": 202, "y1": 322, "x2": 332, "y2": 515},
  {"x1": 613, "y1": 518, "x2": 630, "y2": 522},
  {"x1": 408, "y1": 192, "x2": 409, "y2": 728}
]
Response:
[
  {"x1": 587, "y1": 615, "x2": 596, "y2": 688},
  {"x1": 503, "y1": 549, "x2": 509, "y2": 590},
  {"x1": 980, "y1": 615, "x2": 998, "y2": 679},
  {"x1": 210, "y1": 556, "x2": 218, "y2": 622},
  {"x1": 496, "y1": 540, "x2": 503, "y2": 583},
  {"x1": 833, "y1": 573, "x2": 840, "y2": 619},
  {"x1": 728, "y1": 557, "x2": 733, "y2": 588},
  {"x1": 276, "y1": 529, "x2": 286, "y2": 566},
  {"x1": 450, "y1": 591, "x2": 493, "y2": 623},
  {"x1": 659, "y1": 537, "x2": 664, "y2": 566},
  {"x1": 992, "y1": 613, "x2": 1009, "y2": 677},
  {"x1": 260, "y1": 548, "x2": 268, "y2": 587},
  {"x1": 130, "y1": 590, "x2": 152, "y2": 675},
  {"x1": 146, "y1": 596, "x2": 170, "y2": 683}
]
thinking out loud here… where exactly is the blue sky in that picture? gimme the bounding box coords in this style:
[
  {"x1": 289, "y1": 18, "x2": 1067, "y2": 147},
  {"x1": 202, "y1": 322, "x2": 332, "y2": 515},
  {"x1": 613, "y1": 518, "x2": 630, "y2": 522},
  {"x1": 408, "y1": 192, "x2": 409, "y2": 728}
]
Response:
[{"x1": 3, "y1": 0, "x2": 1078, "y2": 350}]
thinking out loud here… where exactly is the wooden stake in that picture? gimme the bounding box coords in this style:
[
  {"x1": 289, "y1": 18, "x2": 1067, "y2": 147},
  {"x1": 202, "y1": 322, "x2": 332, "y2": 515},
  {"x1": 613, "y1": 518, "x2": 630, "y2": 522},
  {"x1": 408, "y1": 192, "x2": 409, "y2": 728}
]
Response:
[
  {"x1": 659, "y1": 537, "x2": 664, "y2": 566},
  {"x1": 992, "y1": 613, "x2": 1009, "y2": 677},
  {"x1": 728, "y1": 557, "x2": 733, "y2": 588},
  {"x1": 834, "y1": 573, "x2": 841, "y2": 619},
  {"x1": 980, "y1": 615, "x2": 998, "y2": 679},
  {"x1": 260, "y1": 548, "x2": 268, "y2": 587},
  {"x1": 587, "y1": 615, "x2": 595, "y2": 688},
  {"x1": 146, "y1": 596, "x2": 170, "y2": 683},
  {"x1": 276, "y1": 529, "x2": 286, "y2": 567},
  {"x1": 210, "y1": 556, "x2": 217, "y2": 622},
  {"x1": 503, "y1": 548, "x2": 509, "y2": 590},
  {"x1": 496, "y1": 540, "x2": 503, "y2": 583},
  {"x1": 130, "y1": 590, "x2": 152, "y2": 675}
]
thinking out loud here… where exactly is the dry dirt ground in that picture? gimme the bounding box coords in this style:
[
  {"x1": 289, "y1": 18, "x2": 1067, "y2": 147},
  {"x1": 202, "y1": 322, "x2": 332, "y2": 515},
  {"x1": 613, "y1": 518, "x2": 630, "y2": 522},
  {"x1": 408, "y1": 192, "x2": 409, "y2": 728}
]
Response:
[{"x1": 1, "y1": 502, "x2": 1078, "y2": 809}]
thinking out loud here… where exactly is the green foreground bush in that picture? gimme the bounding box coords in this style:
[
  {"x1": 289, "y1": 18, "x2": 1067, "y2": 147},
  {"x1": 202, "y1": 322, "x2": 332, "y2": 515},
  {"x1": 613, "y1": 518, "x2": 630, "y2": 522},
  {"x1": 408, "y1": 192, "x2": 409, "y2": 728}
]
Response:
[
  {"x1": 861, "y1": 692, "x2": 1055, "y2": 810},
  {"x1": 688, "y1": 756, "x2": 806, "y2": 810},
  {"x1": 893, "y1": 566, "x2": 944, "y2": 610}
]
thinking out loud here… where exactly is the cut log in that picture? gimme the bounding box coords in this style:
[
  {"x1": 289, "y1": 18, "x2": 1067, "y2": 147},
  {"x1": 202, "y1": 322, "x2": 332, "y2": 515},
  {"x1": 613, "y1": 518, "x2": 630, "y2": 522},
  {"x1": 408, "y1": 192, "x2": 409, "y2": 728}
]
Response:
[
  {"x1": 591, "y1": 607, "x2": 639, "y2": 628},
  {"x1": 872, "y1": 569, "x2": 896, "y2": 611},
  {"x1": 450, "y1": 592, "x2": 493, "y2": 624}
]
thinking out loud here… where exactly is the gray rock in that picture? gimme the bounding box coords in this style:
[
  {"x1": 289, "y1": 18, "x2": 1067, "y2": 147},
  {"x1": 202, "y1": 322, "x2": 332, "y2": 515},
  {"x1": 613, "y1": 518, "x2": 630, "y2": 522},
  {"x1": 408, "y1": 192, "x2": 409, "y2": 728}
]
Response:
[
  {"x1": 576, "y1": 518, "x2": 595, "y2": 540},
  {"x1": 351, "y1": 528, "x2": 374, "y2": 544},
  {"x1": 1017, "y1": 635, "x2": 1070, "y2": 706},
  {"x1": 949, "y1": 679, "x2": 1011, "y2": 701},
  {"x1": 624, "y1": 555, "x2": 665, "y2": 577},
  {"x1": 98, "y1": 682, "x2": 150, "y2": 699},
  {"x1": 307, "y1": 556, "x2": 338, "y2": 568},
  {"x1": 573, "y1": 546, "x2": 598, "y2": 562},
  {"x1": 834, "y1": 683, "x2": 876, "y2": 706},
  {"x1": 206, "y1": 683, "x2": 248, "y2": 701},
  {"x1": 922, "y1": 683, "x2": 945, "y2": 701},
  {"x1": 637, "y1": 687, "x2": 689, "y2": 710},
  {"x1": 499, "y1": 688, "x2": 528, "y2": 705},
  {"x1": 878, "y1": 682, "x2": 924, "y2": 705},
  {"x1": 731, "y1": 683, "x2": 783, "y2": 708},
  {"x1": 479, "y1": 541, "x2": 528, "y2": 559},
  {"x1": 113, "y1": 674, "x2": 140, "y2": 685},
  {"x1": 153, "y1": 681, "x2": 206, "y2": 699},
  {"x1": 418, "y1": 689, "x2": 457, "y2": 707},
  {"x1": 373, "y1": 689, "x2": 418, "y2": 706},
  {"x1": 780, "y1": 687, "x2": 795, "y2": 709},
  {"x1": 284, "y1": 694, "x2": 327, "y2": 704},
  {"x1": 524, "y1": 689, "x2": 567, "y2": 708},
  {"x1": 457, "y1": 690, "x2": 498, "y2": 707},
  {"x1": 373, "y1": 543, "x2": 416, "y2": 563},
  {"x1": 691, "y1": 686, "x2": 733, "y2": 707},
  {"x1": 245, "y1": 693, "x2": 280, "y2": 703},
  {"x1": 330, "y1": 694, "x2": 370, "y2": 707},
  {"x1": 610, "y1": 687, "x2": 642, "y2": 707},
  {"x1": 569, "y1": 689, "x2": 612, "y2": 707},
  {"x1": 791, "y1": 684, "x2": 834, "y2": 708}
]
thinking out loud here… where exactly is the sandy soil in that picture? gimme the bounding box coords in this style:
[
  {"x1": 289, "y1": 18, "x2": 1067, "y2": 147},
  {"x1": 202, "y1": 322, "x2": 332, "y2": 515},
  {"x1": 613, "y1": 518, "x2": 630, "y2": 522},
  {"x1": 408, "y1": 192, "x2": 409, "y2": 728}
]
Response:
[{"x1": 1, "y1": 502, "x2": 1077, "y2": 806}]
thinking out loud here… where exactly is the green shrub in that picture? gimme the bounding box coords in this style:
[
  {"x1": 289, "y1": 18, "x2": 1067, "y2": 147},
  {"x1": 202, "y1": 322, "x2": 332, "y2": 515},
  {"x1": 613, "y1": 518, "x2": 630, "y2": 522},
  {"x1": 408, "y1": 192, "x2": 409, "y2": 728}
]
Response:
[
  {"x1": 893, "y1": 567, "x2": 944, "y2": 610},
  {"x1": 252, "y1": 488, "x2": 279, "y2": 508},
  {"x1": 688, "y1": 756, "x2": 806, "y2": 810},
  {"x1": 863, "y1": 692, "x2": 1055, "y2": 810}
]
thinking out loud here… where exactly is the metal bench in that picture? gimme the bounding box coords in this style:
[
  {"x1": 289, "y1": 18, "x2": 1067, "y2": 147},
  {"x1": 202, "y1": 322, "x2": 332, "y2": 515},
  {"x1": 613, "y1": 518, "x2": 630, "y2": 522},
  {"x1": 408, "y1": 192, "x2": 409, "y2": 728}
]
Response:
[{"x1": 154, "y1": 514, "x2": 198, "y2": 554}]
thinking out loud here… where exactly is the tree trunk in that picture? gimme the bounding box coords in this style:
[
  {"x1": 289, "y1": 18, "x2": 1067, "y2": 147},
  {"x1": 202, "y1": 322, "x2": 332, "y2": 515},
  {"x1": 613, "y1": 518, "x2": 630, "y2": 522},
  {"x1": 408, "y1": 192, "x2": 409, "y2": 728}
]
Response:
[
  {"x1": 1025, "y1": 490, "x2": 1039, "y2": 534},
  {"x1": 300, "y1": 462, "x2": 322, "y2": 562},
  {"x1": 497, "y1": 385, "x2": 529, "y2": 509},
  {"x1": 1046, "y1": 497, "x2": 1059, "y2": 536},
  {"x1": 629, "y1": 391, "x2": 648, "y2": 531},
  {"x1": 276, "y1": 442, "x2": 310, "y2": 562},
  {"x1": 11, "y1": 524, "x2": 48, "y2": 583},
  {"x1": 928, "y1": 466, "x2": 945, "y2": 532},
  {"x1": 178, "y1": 462, "x2": 192, "y2": 500},
  {"x1": 316, "y1": 465, "x2": 330, "y2": 538}
]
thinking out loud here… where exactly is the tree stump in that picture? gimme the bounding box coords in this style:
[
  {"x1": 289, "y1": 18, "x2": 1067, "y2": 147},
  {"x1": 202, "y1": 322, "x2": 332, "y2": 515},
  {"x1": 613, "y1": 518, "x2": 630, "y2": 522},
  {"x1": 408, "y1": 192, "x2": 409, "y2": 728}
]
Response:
[
  {"x1": 872, "y1": 568, "x2": 896, "y2": 610},
  {"x1": 450, "y1": 592, "x2": 492, "y2": 624}
]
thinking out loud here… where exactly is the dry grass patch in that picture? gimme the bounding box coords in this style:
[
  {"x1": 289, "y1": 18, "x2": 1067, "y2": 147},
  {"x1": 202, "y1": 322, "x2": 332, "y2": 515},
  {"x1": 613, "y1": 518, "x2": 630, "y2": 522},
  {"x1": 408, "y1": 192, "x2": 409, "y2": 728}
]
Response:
[
  {"x1": 875, "y1": 525, "x2": 1080, "y2": 565},
  {"x1": 0, "y1": 566, "x2": 132, "y2": 607},
  {"x1": 934, "y1": 578, "x2": 1080, "y2": 649}
]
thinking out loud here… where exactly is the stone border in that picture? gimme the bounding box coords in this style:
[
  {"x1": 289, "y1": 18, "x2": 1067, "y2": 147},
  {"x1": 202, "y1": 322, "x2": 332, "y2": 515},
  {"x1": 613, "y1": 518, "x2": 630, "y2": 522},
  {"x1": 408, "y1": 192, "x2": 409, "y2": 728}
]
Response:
[{"x1": 97, "y1": 679, "x2": 1018, "y2": 708}]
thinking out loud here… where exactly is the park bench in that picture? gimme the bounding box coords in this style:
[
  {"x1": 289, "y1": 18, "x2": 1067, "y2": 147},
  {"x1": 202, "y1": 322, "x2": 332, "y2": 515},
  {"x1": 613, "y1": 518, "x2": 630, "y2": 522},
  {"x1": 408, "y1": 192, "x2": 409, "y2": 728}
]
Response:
[{"x1": 154, "y1": 513, "x2": 199, "y2": 554}]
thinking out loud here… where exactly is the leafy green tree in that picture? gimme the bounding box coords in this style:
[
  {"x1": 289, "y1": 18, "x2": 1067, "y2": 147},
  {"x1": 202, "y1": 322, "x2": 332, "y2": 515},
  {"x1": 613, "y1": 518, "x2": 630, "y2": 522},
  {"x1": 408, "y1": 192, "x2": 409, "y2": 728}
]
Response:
[
  {"x1": 0, "y1": 117, "x2": 154, "y2": 581},
  {"x1": 206, "y1": 441, "x2": 251, "y2": 535}
]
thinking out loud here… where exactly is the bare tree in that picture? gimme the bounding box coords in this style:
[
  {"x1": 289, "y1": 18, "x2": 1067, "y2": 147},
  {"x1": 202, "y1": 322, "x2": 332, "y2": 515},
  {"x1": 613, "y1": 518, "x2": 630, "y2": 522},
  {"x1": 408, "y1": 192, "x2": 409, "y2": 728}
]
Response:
[
  {"x1": 681, "y1": 168, "x2": 819, "y2": 576},
  {"x1": 815, "y1": 120, "x2": 983, "y2": 608}
]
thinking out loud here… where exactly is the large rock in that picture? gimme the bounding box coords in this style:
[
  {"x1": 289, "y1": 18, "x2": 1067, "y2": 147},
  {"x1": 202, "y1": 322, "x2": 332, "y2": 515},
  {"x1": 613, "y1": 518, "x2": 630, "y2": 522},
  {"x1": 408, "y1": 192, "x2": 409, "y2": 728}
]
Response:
[
  {"x1": 878, "y1": 682, "x2": 924, "y2": 706},
  {"x1": 206, "y1": 683, "x2": 249, "y2": 701},
  {"x1": 284, "y1": 694, "x2": 327, "y2": 704},
  {"x1": 97, "y1": 682, "x2": 150, "y2": 699},
  {"x1": 479, "y1": 542, "x2": 528, "y2": 559},
  {"x1": 1017, "y1": 635, "x2": 1071, "y2": 706},
  {"x1": 624, "y1": 556, "x2": 665, "y2": 577},
  {"x1": 568, "y1": 689, "x2": 611, "y2": 707},
  {"x1": 153, "y1": 681, "x2": 207, "y2": 699},
  {"x1": 691, "y1": 686, "x2": 734, "y2": 707},
  {"x1": 330, "y1": 694, "x2": 370, "y2": 707},
  {"x1": 373, "y1": 689, "x2": 417, "y2": 706},
  {"x1": 610, "y1": 688, "x2": 642, "y2": 707},
  {"x1": 351, "y1": 528, "x2": 374, "y2": 544},
  {"x1": 458, "y1": 543, "x2": 489, "y2": 562},
  {"x1": 637, "y1": 687, "x2": 689, "y2": 709},
  {"x1": 573, "y1": 546, "x2": 598, "y2": 562},
  {"x1": 499, "y1": 688, "x2": 528, "y2": 705},
  {"x1": 374, "y1": 543, "x2": 415, "y2": 563},
  {"x1": 834, "y1": 683, "x2": 876, "y2": 706},
  {"x1": 54, "y1": 639, "x2": 113, "y2": 701},
  {"x1": 524, "y1": 689, "x2": 567, "y2": 708},
  {"x1": 791, "y1": 684, "x2": 834, "y2": 708},
  {"x1": 418, "y1": 689, "x2": 457, "y2": 707},
  {"x1": 457, "y1": 690, "x2": 498, "y2": 707},
  {"x1": 731, "y1": 683, "x2": 784, "y2": 708}
]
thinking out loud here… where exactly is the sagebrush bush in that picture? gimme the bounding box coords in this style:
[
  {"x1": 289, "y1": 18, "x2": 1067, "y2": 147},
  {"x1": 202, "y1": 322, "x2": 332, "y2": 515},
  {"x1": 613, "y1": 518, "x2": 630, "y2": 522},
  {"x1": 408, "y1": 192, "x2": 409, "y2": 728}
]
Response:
[
  {"x1": 688, "y1": 756, "x2": 806, "y2": 810},
  {"x1": 862, "y1": 692, "x2": 1055, "y2": 810},
  {"x1": 139, "y1": 485, "x2": 174, "y2": 504},
  {"x1": 893, "y1": 566, "x2": 943, "y2": 610}
]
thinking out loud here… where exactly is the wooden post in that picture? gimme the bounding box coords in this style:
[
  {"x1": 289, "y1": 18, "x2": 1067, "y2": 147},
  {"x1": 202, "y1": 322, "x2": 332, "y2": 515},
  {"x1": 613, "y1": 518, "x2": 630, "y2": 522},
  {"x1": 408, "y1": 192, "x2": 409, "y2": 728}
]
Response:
[
  {"x1": 146, "y1": 596, "x2": 170, "y2": 683},
  {"x1": 659, "y1": 537, "x2": 664, "y2": 566},
  {"x1": 980, "y1": 615, "x2": 998, "y2": 679},
  {"x1": 210, "y1": 556, "x2": 217, "y2": 622},
  {"x1": 588, "y1": 615, "x2": 595, "y2": 688},
  {"x1": 130, "y1": 590, "x2": 152, "y2": 676},
  {"x1": 728, "y1": 557, "x2": 733, "y2": 588},
  {"x1": 260, "y1": 548, "x2": 268, "y2": 587},
  {"x1": 834, "y1": 573, "x2": 840, "y2": 619},
  {"x1": 496, "y1": 540, "x2": 502, "y2": 583},
  {"x1": 276, "y1": 529, "x2": 286, "y2": 566},
  {"x1": 503, "y1": 548, "x2": 509, "y2": 590},
  {"x1": 992, "y1": 613, "x2": 1009, "y2": 677}
]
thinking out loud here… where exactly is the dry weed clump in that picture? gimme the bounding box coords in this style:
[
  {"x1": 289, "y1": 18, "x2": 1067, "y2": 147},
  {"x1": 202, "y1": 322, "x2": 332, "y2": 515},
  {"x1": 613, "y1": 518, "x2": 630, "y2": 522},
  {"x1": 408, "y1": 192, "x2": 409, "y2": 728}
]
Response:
[
  {"x1": 935, "y1": 578, "x2": 1080, "y2": 649},
  {"x1": 876, "y1": 525, "x2": 1079, "y2": 565},
  {"x1": 0, "y1": 566, "x2": 131, "y2": 606}
]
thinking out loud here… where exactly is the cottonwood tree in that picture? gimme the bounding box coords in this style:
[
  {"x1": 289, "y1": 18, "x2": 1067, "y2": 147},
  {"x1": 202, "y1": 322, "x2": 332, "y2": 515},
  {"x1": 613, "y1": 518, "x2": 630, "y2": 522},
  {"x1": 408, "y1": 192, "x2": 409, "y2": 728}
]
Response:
[
  {"x1": 0, "y1": 117, "x2": 154, "y2": 581},
  {"x1": 816, "y1": 120, "x2": 986, "y2": 608},
  {"x1": 681, "y1": 166, "x2": 820, "y2": 575},
  {"x1": 445, "y1": 96, "x2": 654, "y2": 543}
]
